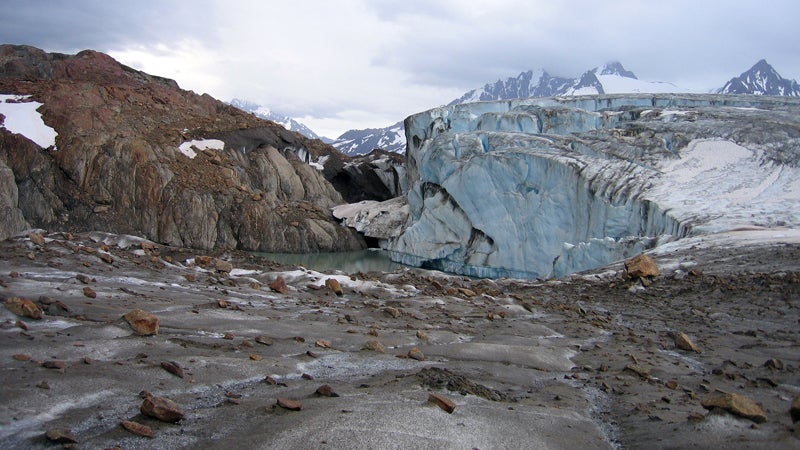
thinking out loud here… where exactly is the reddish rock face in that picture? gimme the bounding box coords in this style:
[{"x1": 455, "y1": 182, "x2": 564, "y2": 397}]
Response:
[{"x1": 0, "y1": 44, "x2": 365, "y2": 252}]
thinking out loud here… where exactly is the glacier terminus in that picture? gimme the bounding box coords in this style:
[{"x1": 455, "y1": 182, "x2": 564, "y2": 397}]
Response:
[{"x1": 336, "y1": 94, "x2": 800, "y2": 279}]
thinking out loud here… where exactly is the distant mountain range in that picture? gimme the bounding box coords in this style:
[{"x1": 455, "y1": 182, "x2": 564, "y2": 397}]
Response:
[
  {"x1": 231, "y1": 60, "x2": 799, "y2": 156},
  {"x1": 228, "y1": 98, "x2": 333, "y2": 143}
]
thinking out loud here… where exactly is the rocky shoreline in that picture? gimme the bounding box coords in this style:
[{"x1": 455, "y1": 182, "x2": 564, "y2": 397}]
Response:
[{"x1": 1, "y1": 230, "x2": 799, "y2": 449}]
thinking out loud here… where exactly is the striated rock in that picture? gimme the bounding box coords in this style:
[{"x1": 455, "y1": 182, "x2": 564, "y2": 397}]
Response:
[
  {"x1": 0, "y1": 45, "x2": 365, "y2": 252},
  {"x1": 790, "y1": 395, "x2": 800, "y2": 423},
  {"x1": 362, "y1": 340, "x2": 385, "y2": 352},
  {"x1": 276, "y1": 398, "x2": 302, "y2": 411},
  {"x1": 324, "y1": 278, "x2": 344, "y2": 296},
  {"x1": 45, "y1": 428, "x2": 77, "y2": 444},
  {"x1": 120, "y1": 420, "x2": 153, "y2": 438},
  {"x1": 141, "y1": 395, "x2": 185, "y2": 422},
  {"x1": 269, "y1": 276, "x2": 289, "y2": 294},
  {"x1": 674, "y1": 332, "x2": 700, "y2": 353},
  {"x1": 123, "y1": 309, "x2": 159, "y2": 335},
  {"x1": 4, "y1": 297, "x2": 42, "y2": 319},
  {"x1": 625, "y1": 254, "x2": 660, "y2": 279},
  {"x1": 428, "y1": 392, "x2": 456, "y2": 413},
  {"x1": 408, "y1": 347, "x2": 425, "y2": 361},
  {"x1": 701, "y1": 393, "x2": 766, "y2": 423}
]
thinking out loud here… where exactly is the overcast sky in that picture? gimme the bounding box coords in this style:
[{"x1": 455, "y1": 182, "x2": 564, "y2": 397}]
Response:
[{"x1": 2, "y1": 0, "x2": 798, "y2": 138}]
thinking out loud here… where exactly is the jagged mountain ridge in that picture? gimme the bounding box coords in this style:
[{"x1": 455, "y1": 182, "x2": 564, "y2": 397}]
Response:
[
  {"x1": 716, "y1": 59, "x2": 800, "y2": 96},
  {"x1": 337, "y1": 61, "x2": 684, "y2": 156},
  {"x1": 335, "y1": 60, "x2": 799, "y2": 156},
  {"x1": 229, "y1": 98, "x2": 332, "y2": 142}
]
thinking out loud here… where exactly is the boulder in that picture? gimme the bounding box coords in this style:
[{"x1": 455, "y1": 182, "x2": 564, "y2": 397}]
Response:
[
  {"x1": 701, "y1": 393, "x2": 766, "y2": 423},
  {"x1": 4, "y1": 297, "x2": 42, "y2": 319},
  {"x1": 625, "y1": 254, "x2": 660, "y2": 279},
  {"x1": 141, "y1": 395, "x2": 185, "y2": 422},
  {"x1": 123, "y1": 309, "x2": 159, "y2": 335}
]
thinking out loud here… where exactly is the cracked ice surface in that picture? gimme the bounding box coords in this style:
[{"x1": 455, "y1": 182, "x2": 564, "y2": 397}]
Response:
[{"x1": 389, "y1": 94, "x2": 800, "y2": 279}]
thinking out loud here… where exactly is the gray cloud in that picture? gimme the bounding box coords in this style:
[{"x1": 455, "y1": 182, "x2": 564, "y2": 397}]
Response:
[{"x1": 1, "y1": 0, "x2": 798, "y2": 137}]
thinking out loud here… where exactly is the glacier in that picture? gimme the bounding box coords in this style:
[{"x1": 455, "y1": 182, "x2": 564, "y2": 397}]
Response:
[{"x1": 375, "y1": 94, "x2": 800, "y2": 279}]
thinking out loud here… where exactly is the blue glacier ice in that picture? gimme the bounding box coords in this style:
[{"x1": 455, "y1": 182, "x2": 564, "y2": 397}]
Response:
[{"x1": 385, "y1": 94, "x2": 800, "y2": 279}]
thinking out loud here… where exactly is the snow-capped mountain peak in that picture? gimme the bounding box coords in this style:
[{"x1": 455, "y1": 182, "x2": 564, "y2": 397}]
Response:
[
  {"x1": 229, "y1": 98, "x2": 328, "y2": 141},
  {"x1": 716, "y1": 59, "x2": 800, "y2": 96}
]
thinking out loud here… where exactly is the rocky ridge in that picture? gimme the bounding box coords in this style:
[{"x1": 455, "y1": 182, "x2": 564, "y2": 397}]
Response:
[{"x1": 0, "y1": 44, "x2": 363, "y2": 252}]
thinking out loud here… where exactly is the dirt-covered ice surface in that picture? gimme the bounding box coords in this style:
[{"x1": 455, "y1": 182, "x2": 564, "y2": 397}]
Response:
[{"x1": 0, "y1": 230, "x2": 798, "y2": 449}]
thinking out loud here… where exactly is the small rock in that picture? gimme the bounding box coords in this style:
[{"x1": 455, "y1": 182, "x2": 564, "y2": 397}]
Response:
[
  {"x1": 140, "y1": 395, "x2": 185, "y2": 422},
  {"x1": 98, "y1": 252, "x2": 114, "y2": 264},
  {"x1": 325, "y1": 278, "x2": 344, "y2": 296},
  {"x1": 763, "y1": 358, "x2": 785, "y2": 371},
  {"x1": 195, "y1": 255, "x2": 213, "y2": 267},
  {"x1": 315, "y1": 339, "x2": 332, "y2": 349},
  {"x1": 223, "y1": 332, "x2": 235, "y2": 340},
  {"x1": 269, "y1": 276, "x2": 289, "y2": 294},
  {"x1": 316, "y1": 385, "x2": 339, "y2": 397},
  {"x1": 4, "y1": 297, "x2": 43, "y2": 319},
  {"x1": 416, "y1": 330, "x2": 428, "y2": 342},
  {"x1": 249, "y1": 353, "x2": 262, "y2": 361},
  {"x1": 674, "y1": 332, "x2": 700, "y2": 353},
  {"x1": 790, "y1": 395, "x2": 800, "y2": 423},
  {"x1": 185, "y1": 273, "x2": 196, "y2": 282},
  {"x1": 82, "y1": 357, "x2": 94, "y2": 365},
  {"x1": 28, "y1": 232, "x2": 46, "y2": 246},
  {"x1": 302, "y1": 373, "x2": 314, "y2": 380},
  {"x1": 624, "y1": 363, "x2": 650, "y2": 379},
  {"x1": 362, "y1": 340, "x2": 385, "y2": 352},
  {"x1": 123, "y1": 309, "x2": 159, "y2": 335},
  {"x1": 13, "y1": 353, "x2": 31, "y2": 361},
  {"x1": 76, "y1": 274, "x2": 91, "y2": 284},
  {"x1": 36, "y1": 380, "x2": 51, "y2": 389},
  {"x1": 625, "y1": 254, "x2": 660, "y2": 279},
  {"x1": 701, "y1": 393, "x2": 766, "y2": 423},
  {"x1": 161, "y1": 361, "x2": 185, "y2": 378},
  {"x1": 276, "y1": 398, "x2": 302, "y2": 411},
  {"x1": 45, "y1": 428, "x2": 77, "y2": 444},
  {"x1": 457, "y1": 287, "x2": 476, "y2": 297},
  {"x1": 428, "y1": 392, "x2": 456, "y2": 413},
  {"x1": 255, "y1": 335, "x2": 274, "y2": 346},
  {"x1": 408, "y1": 347, "x2": 425, "y2": 361},
  {"x1": 214, "y1": 259, "x2": 233, "y2": 273},
  {"x1": 665, "y1": 380, "x2": 678, "y2": 390},
  {"x1": 121, "y1": 420, "x2": 153, "y2": 438},
  {"x1": 15, "y1": 319, "x2": 28, "y2": 331},
  {"x1": 43, "y1": 360, "x2": 67, "y2": 370},
  {"x1": 384, "y1": 306, "x2": 401, "y2": 318},
  {"x1": 217, "y1": 299, "x2": 228, "y2": 308},
  {"x1": 83, "y1": 287, "x2": 97, "y2": 298}
]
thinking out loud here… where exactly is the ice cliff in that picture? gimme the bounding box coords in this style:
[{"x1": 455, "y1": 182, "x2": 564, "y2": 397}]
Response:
[{"x1": 385, "y1": 94, "x2": 800, "y2": 279}]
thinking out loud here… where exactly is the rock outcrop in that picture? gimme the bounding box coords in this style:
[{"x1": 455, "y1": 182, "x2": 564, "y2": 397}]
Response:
[
  {"x1": 387, "y1": 94, "x2": 800, "y2": 278},
  {"x1": 0, "y1": 44, "x2": 363, "y2": 252}
]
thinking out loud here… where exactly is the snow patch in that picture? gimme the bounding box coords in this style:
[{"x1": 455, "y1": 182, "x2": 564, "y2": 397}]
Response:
[
  {"x1": 178, "y1": 139, "x2": 225, "y2": 159},
  {"x1": 0, "y1": 94, "x2": 58, "y2": 149}
]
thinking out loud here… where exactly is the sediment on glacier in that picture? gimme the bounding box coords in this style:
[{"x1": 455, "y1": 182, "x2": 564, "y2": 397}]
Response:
[{"x1": 383, "y1": 94, "x2": 800, "y2": 279}]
